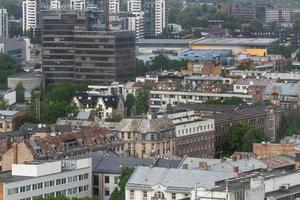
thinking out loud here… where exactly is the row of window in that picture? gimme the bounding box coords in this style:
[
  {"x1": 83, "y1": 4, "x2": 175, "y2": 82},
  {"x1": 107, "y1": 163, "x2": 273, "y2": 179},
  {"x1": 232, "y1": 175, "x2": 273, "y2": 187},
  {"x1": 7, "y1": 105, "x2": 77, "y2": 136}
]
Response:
[
  {"x1": 8, "y1": 173, "x2": 88, "y2": 195},
  {"x1": 20, "y1": 185, "x2": 89, "y2": 200},
  {"x1": 177, "y1": 124, "x2": 214, "y2": 136},
  {"x1": 129, "y1": 190, "x2": 188, "y2": 200}
]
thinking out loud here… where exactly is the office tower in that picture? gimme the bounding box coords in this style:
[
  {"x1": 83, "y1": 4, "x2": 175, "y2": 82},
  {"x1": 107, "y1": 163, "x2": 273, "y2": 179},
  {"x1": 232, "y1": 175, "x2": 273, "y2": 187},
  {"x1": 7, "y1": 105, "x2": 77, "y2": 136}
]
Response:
[
  {"x1": 0, "y1": 9, "x2": 8, "y2": 37},
  {"x1": 42, "y1": 10, "x2": 87, "y2": 84},
  {"x1": 42, "y1": 10, "x2": 135, "y2": 85}
]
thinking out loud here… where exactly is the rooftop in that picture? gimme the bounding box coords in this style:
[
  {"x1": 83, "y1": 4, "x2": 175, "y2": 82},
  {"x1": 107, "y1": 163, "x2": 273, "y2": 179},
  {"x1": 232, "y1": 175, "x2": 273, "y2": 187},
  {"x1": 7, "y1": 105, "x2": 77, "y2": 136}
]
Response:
[
  {"x1": 191, "y1": 38, "x2": 279, "y2": 46},
  {"x1": 8, "y1": 72, "x2": 43, "y2": 79},
  {"x1": 126, "y1": 166, "x2": 236, "y2": 191}
]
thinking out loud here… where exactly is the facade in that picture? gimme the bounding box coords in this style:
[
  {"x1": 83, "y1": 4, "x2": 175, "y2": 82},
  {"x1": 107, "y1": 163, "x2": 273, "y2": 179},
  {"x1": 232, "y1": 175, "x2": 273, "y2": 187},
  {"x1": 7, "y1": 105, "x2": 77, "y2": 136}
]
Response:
[
  {"x1": 0, "y1": 111, "x2": 22, "y2": 133},
  {"x1": 0, "y1": 37, "x2": 31, "y2": 62},
  {"x1": 109, "y1": 0, "x2": 120, "y2": 13},
  {"x1": 113, "y1": 116, "x2": 176, "y2": 158},
  {"x1": 265, "y1": 7, "x2": 300, "y2": 23},
  {"x1": 0, "y1": 9, "x2": 8, "y2": 37},
  {"x1": 149, "y1": 90, "x2": 253, "y2": 113},
  {"x1": 91, "y1": 151, "x2": 181, "y2": 200},
  {"x1": 127, "y1": 12, "x2": 144, "y2": 40},
  {"x1": 0, "y1": 91, "x2": 16, "y2": 106},
  {"x1": 0, "y1": 157, "x2": 92, "y2": 200},
  {"x1": 142, "y1": 0, "x2": 166, "y2": 38},
  {"x1": 217, "y1": 3, "x2": 256, "y2": 23},
  {"x1": 23, "y1": 0, "x2": 38, "y2": 31},
  {"x1": 253, "y1": 143, "x2": 295, "y2": 159},
  {"x1": 157, "y1": 108, "x2": 215, "y2": 158},
  {"x1": 125, "y1": 166, "x2": 237, "y2": 200},
  {"x1": 42, "y1": 10, "x2": 135, "y2": 84}
]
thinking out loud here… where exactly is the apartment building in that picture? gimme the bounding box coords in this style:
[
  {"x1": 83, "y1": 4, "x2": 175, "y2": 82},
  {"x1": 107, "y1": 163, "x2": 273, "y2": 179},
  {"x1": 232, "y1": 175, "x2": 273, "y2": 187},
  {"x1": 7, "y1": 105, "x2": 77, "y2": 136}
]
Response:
[
  {"x1": 113, "y1": 116, "x2": 176, "y2": 158},
  {"x1": 0, "y1": 157, "x2": 92, "y2": 200},
  {"x1": 157, "y1": 107, "x2": 215, "y2": 158},
  {"x1": 109, "y1": 0, "x2": 120, "y2": 13},
  {"x1": 217, "y1": 3, "x2": 256, "y2": 23},
  {"x1": 266, "y1": 7, "x2": 300, "y2": 23},
  {"x1": 42, "y1": 10, "x2": 135, "y2": 84},
  {"x1": 91, "y1": 151, "x2": 181, "y2": 200},
  {"x1": 127, "y1": 12, "x2": 144, "y2": 40},
  {"x1": 0, "y1": 111, "x2": 22, "y2": 133},
  {"x1": 149, "y1": 90, "x2": 253, "y2": 113},
  {"x1": 0, "y1": 9, "x2": 8, "y2": 37}
]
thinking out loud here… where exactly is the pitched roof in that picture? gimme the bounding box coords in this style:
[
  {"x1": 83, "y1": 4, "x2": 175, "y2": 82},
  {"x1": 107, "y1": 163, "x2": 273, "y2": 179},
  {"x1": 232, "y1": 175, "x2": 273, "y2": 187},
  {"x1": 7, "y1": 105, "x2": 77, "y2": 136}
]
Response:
[{"x1": 114, "y1": 117, "x2": 174, "y2": 133}]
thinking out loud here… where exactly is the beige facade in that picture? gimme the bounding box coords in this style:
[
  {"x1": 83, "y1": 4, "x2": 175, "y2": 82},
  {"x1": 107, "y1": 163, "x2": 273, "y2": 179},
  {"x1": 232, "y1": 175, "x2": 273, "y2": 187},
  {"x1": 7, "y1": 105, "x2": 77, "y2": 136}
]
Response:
[{"x1": 1, "y1": 141, "x2": 34, "y2": 171}]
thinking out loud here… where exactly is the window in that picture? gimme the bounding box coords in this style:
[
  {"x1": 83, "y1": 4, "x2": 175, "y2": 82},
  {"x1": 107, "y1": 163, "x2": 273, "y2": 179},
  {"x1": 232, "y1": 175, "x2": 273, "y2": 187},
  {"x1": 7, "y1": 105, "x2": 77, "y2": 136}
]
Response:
[
  {"x1": 25, "y1": 185, "x2": 31, "y2": 192},
  {"x1": 68, "y1": 176, "x2": 73, "y2": 183},
  {"x1": 73, "y1": 176, "x2": 77, "y2": 182},
  {"x1": 84, "y1": 185, "x2": 88, "y2": 191},
  {"x1": 20, "y1": 186, "x2": 26, "y2": 193},
  {"x1": 105, "y1": 188, "x2": 110, "y2": 196},
  {"x1": 73, "y1": 187, "x2": 77, "y2": 194},
  {"x1": 143, "y1": 191, "x2": 147, "y2": 198},
  {"x1": 93, "y1": 188, "x2": 99, "y2": 196},
  {"x1": 84, "y1": 173, "x2": 89, "y2": 180},
  {"x1": 61, "y1": 178, "x2": 66, "y2": 184},
  {"x1": 105, "y1": 176, "x2": 110, "y2": 183},
  {"x1": 172, "y1": 193, "x2": 176, "y2": 200},
  {"x1": 38, "y1": 183, "x2": 43, "y2": 189},
  {"x1": 114, "y1": 176, "x2": 119, "y2": 184},
  {"x1": 93, "y1": 175, "x2": 99, "y2": 186},
  {"x1": 79, "y1": 186, "x2": 83, "y2": 193},
  {"x1": 130, "y1": 190, "x2": 134, "y2": 197},
  {"x1": 8, "y1": 187, "x2": 18, "y2": 195},
  {"x1": 56, "y1": 179, "x2": 61, "y2": 185},
  {"x1": 32, "y1": 184, "x2": 38, "y2": 191},
  {"x1": 68, "y1": 189, "x2": 73, "y2": 195},
  {"x1": 79, "y1": 174, "x2": 84, "y2": 181}
]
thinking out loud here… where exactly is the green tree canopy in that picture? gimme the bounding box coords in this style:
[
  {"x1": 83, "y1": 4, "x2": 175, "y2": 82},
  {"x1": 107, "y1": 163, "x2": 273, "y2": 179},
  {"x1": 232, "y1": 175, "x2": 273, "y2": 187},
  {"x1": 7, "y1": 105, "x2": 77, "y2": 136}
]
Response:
[
  {"x1": 223, "y1": 122, "x2": 268, "y2": 155},
  {"x1": 15, "y1": 82, "x2": 25, "y2": 103},
  {"x1": 125, "y1": 94, "x2": 136, "y2": 117},
  {"x1": 0, "y1": 53, "x2": 23, "y2": 89},
  {"x1": 110, "y1": 167, "x2": 134, "y2": 200},
  {"x1": 0, "y1": 100, "x2": 9, "y2": 110}
]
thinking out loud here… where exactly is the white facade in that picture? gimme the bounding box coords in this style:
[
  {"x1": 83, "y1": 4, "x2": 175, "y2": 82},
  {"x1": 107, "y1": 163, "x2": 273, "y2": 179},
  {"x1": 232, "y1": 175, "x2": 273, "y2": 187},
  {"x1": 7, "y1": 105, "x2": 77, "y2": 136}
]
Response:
[
  {"x1": 266, "y1": 8, "x2": 300, "y2": 23},
  {"x1": 154, "y1": 0, "x2": 165, "y2": 36},
  {"x1": 0, "y1": 43, "x2": 4, "y2": 53},
  {"x1": 127, "y1": 0, "x2": 141, "y2": 13},
  {"x1": 150, "y1": 90, "x2": 253, "y2": 112},
  {"x1": 0, "y1": 9, "x2": 8, "y2": 37},
  {"x1": 109, "y1": 0, "x2": 120, "y2": 13},
  {"x1": 70, "y1": 0, "x2": 85, "y2": 10},
  {"x1": 127, "y1": 12, "x2": 144, "y2": 40},
  {"x1": 0, "y1": 91, "x2": 16, "y2": 106},
  {"x1": 158, "y1": 110, "x2": 215, "y2": 138},
  {"x1": 50, "y1": 0, "x2": 61, "y2": 10},
  {"x1": 22, "y1": 0, "x2": 37, "y2": 32},
  {"x1": 3, "y1": 158, "x2": 92, "y2": 200}
]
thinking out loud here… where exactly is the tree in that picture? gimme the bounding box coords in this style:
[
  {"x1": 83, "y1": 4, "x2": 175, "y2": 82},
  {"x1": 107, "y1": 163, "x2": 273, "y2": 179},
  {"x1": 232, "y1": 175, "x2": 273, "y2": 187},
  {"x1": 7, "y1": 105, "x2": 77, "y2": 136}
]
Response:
[
  {"x1": 110, "y1": 167, "x2": 134, "y2": 200},
  {"x1": 0, "y1": 53, "x2": 23, "y2": 89},
  {"x1": 15, "y1": 82, "x2": 25, "y2": 103},
  {"x1": 268, "y1": 44, "x2": 296, "y2": 59},
  {"x1": 125, "y1": 94, "x2": 136, "y2": 117},
  {"x1": 224, "y1": 122, "x2": 268, "y2": 155},
  {"x1": 0, "y1": 100, "x2": 9, "y2": 110},
  {"x1": 279, "y1": 113, "x2": 300, "y2": 140},
  {"x1": 134, "y1": 87, "x2": 150, "y2": 115}
]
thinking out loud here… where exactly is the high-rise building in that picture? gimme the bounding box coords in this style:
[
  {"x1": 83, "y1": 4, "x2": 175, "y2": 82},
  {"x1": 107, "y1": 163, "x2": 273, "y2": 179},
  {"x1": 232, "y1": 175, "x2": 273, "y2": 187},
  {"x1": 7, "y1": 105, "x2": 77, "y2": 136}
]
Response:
[
  {"x1": 127, "y1": 0, "x2": 141, "y2": 12},
  {"x1": 142, "y1": 0, "x2": 166, "y2": 38},
  {"x1": 70, "y1": 0, "x2": 85, "y2": 10},
  {"x1": 42, "y1": 10, "x2": 135, "y2": 85},
  {"x1": 127, "y1": 12, "x2": 144, "y2": 40},
  {"x1": 109, "y1": 0, "x2": 120, "y2": 13},
  {"x1": 0, "y1": 9, "x2": 8, "y2": 37},
  {"x1": 22, "y1": 0, "x2": 50, "y2": 32},
  {"x1": 50, "y1": 0, "x2": 61, "y2": 10}
]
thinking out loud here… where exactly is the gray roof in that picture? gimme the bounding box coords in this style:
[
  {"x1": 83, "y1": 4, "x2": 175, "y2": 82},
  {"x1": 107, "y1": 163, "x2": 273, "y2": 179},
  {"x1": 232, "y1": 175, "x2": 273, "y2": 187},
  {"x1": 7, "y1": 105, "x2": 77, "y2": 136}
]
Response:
[
  {"x1": 137, "y1": 39, "x2": 192, "y2": 45},
  {"x1": 126, "y1": 166, "x2": 236, "y2": 191},
  {"x1": 8, "y1": 72, "x2": 43, "y2": 79},
  {"x1": 91, "y1": 151, "x2": 181, "y2": 174},
  {"x1": 191, "y1": 38, "x2": 279, "y2": 46},
  {"x1": 264, "y1": 82, "x2": 300, "y2": 96},
  {"x1": 0, "y1": 110, "x2": 18, "y2": 116},
  {"x1": 114, "y1": 117, "x2": 174, "y2": 133},
  {"x1": 234, "y1": 78, "x2": 270, "y2": 86},
  {"x1": 185, "y1": 76, "x2": 224, "y2": 81},
  {"x1": 76, "y1": 111, "x2": 91, "y2": 120},
  {"x1": 180, "y1": 157, "x2": 267, "y2": 173}
]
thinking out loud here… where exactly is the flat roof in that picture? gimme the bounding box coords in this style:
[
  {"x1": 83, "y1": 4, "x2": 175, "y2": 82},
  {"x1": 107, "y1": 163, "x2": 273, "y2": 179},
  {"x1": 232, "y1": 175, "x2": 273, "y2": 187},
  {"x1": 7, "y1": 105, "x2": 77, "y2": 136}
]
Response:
[
  {"x1": 8, "y1": 72, "x2": 43, "y2": 79},
  {"x1": 137, "y1": 39, "x2": 193, "y2": 45},
  {"x1": 191, "y1": 38, "x2": 279, "y2": 46}
]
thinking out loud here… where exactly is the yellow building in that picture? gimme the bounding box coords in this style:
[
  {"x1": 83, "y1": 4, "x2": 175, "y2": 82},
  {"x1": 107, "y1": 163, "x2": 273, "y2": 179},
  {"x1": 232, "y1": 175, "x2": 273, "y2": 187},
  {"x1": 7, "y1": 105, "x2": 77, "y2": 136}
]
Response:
[{"x1": 190, "y1": 38, "x2": 278, "y2": 57}]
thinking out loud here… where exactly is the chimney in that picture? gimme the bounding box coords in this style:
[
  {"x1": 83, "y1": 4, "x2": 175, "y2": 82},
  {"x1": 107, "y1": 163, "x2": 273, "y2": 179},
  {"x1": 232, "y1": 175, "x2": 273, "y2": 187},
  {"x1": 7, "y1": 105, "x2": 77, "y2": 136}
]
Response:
[
  {"x1": 233, "y1": 166, "x2": 239, "y2": 173},
  {"x1": 182, "y1": 164, "x2": 188, "y2": 169},
  {"x1": 295, "y1": 153, "x2": 300, "y2": 169}
]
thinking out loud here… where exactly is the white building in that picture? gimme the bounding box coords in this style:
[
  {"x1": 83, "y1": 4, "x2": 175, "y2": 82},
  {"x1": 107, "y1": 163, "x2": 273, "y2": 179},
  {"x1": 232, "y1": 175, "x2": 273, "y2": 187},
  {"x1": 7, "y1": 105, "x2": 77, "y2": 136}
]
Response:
[
  {"x1": 266, "y1": 7, "x2": 300, "y2": 23},
  {"x1": 154, "y1": 0, "x2": 165, "y2": 36},
  {"x1": 127, "y1": 12, "x2": 144, "y2": 40},
  {"x1": 70, "y1": 0, "x2": 85, "y2": 10},
  {"x1": 150, "y1": 90, "x2": 253, "y2": 112},
  {"x1": 50, "y1": 0, "x2": 61, "y2": 10},
  {"x1": 22, "y1": 0, "x2": 38, "y2": 32},
  {"x1": 125, "y1": 166, "x2": 237, "y2": 200},
  {"x1": 0, "y1": 157, "x2": 92, "y2": 200},
  {"x1": 0, "y1": 43, "x2": 4, "y2": 53},
  {"x1": 0, "y1": 90, "x2": 16, "y2": 106},
  {"x1": 109, "y1": 0, "x2": 120, "y2": 13},
  {"x1": 0, "y1": 9, "x2": 8, "y2": 37},
  {"x1": 127, "y1": 0, "x2": 141, "y2": 12}
]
